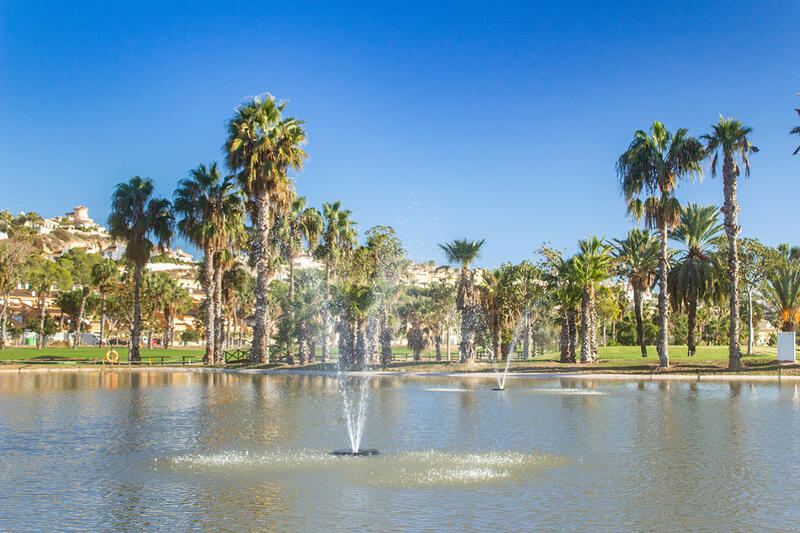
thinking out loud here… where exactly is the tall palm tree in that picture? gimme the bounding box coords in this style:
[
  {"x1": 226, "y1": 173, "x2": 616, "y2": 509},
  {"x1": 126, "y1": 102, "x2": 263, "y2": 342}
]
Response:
[
  {"x1": 703, "y1": 117, "x2": 758, "y2": 370},
  {"x1": 108, "y1": 176, "x2": 173, "y2": 363},
  {"x1": 667, "y1": 204, "x2": 724, "y2": 357},
  {"x1": 225, "y1": 95, "x2": 307, "y2": 364},
  {"x1": 617, "y1": 121, "x2": 705, "y2": 367},
  {"x1": 439, "y1": 239, "x2": 485, "y2": 364},
  {"x1": 316, "y1": 201, "x2": 357, "y2": 361},
  {"x1": 613, "y1": 229, "x2": 659, "y2": 357},
  {"x1": 571, "y1": 237, "x2": 612, "y2": 363},
  {"x1": 174, "y1": 162, "x2": 243, "y2": 364},
  {"x1": 556, "y1": 260, "x2": 581, "y2": 363}
]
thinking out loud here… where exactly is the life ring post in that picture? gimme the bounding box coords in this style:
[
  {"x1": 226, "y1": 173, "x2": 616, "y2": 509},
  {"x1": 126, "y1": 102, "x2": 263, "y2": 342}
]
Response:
[{"x1": 105, "y1": 350, "x2": 120, "y2": 365}]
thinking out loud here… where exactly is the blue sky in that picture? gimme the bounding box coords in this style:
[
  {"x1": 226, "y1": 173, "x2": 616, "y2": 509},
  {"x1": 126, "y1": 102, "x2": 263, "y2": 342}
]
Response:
[{"x1": 2, "y1": 1, "x2": 799, "y2": 267}]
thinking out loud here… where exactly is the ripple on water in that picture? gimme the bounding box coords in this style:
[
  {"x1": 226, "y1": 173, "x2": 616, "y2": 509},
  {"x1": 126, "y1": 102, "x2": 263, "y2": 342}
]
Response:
[
  {"x1": 525, "y1": 388, "x2": 606, "y2": 395},
  {"x1": 159, "y1": 449, "x2": 566, "y2": 487},
  {"x1": 367, "y1": 450, "x2": 566, "y2": 487}
]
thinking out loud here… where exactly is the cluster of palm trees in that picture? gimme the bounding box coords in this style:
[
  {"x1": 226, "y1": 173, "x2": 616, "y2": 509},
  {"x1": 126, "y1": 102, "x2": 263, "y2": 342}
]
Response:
[
  {"x1": 9, "y1": 94, "x2": 800, "y2": 371},
  {"x1": 617, "y1": 117, "x2": 757, "y2": 369}
]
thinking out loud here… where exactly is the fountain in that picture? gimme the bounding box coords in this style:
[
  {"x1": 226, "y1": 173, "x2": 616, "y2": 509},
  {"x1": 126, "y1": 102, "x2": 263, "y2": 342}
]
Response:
[
  {"x1": 334, "y1": 368, "x2": 375, "y2": 456},
  {"x1": 330, "y1": 295, "x2": 382, "y2": 457},
  {"x1": 488, "y1": 313, "x2": 528, "y2": 391}
]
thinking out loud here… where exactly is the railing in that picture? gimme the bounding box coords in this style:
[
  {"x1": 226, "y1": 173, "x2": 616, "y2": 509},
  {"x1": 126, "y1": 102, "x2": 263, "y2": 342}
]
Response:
[
  {"x1": 224, "y1": 348, "x2": 252, "y2": 365},
  {"x1": 0, "y1": 355, "x2": 201, "y2": 366}
]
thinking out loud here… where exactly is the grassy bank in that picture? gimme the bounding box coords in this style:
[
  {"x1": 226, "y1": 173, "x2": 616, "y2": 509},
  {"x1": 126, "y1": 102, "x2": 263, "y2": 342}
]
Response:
[
  {"x1": 1, "y1": 344, "x2": 794, "y2": 376},
  {"x1": 0, "y1": 346, "x2": 204, "y2": 364}
]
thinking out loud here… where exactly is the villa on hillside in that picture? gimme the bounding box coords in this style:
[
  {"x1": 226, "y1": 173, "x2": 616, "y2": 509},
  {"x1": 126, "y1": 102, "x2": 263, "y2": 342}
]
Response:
[{"x1": 23, "y1": 205, "x2": 109, "y2": 236}]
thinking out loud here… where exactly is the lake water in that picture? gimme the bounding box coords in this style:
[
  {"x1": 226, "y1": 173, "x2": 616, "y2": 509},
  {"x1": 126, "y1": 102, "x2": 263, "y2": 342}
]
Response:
[{"x1": 1, "y1": 370, "x2": 799, "y2": 532}]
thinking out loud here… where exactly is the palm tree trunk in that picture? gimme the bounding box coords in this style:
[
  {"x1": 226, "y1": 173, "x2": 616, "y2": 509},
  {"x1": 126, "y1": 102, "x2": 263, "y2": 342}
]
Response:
[
  {"x1": 687, "y1": 296, "x2": 698, "y2": 357},
  {"x1": 492, "y1": 323, "x2": 502, "y2": 362},
  {"x1": 322, "y1": 263, "x2": 331, "y2": 363},
  {"x1": 251, "y1": 190, "x2": 270, "y2": 364},
  {"x1": 163, "y1": 308, "x2": 170, "y2": 350},
  {"x1": 202, "y1": 246, "x2": 215, "y2": 365},
  {"x1": 657, "y1": 220, "x2": 670, "y2": 367},
  {"x1": 722, "y1": 153, "x2": 742, "y2": 370},
  {"x1": 458, "y1": 268, "x2": 475, "y2": 364},
  {"x1": 99, "y1": 293, "x2": 106, "y2": 348},
  {"x1": 74, "y1": 290, "x2": 87, "y2": 349},
  {"x1": 0, "y1": 293, "x2": 8, "y2": 350},
  {"x1": 298, "y1": 327, "x2": 307, "y2": 365},
  {"x1": 37, "y1": 294, "x2": 46, "y2": 349},
  {"x1": 130, "y1": 263, "x2": 143, "y2": 362},
  {"x1": 355, "y1": 320, "x2": 366, "y2": 367},
  {"x1": 560, "y1": 310, "x2": 569, "y2": 363},
  {"x1": 214, "y1": 259, "x2": 224, "y2": 363},
  {"x1": 589, "y1": 286, "x2": 598, "y2": 358},
  {"x1": 289, "y1": 257, "x2": 295, "y2": 300},
  {"x1": 633, "y1": 282, "x2": 647, "y2": 357},
  {"x1": 380, "y1": 304, "x2": 392, "y2": 366},
  {"x1": 567, "y1": 310, "x2": 577, "y2": 362},
  {"x1": 435, "y1": 331, "x2": 442, "y2": 361},
  {"x1": 523, "y1": 313, "x2": 531, "y2": 359},
  {"x1": 446, "y1": 320, "x2": 451, "y2": 361},
  {"x1": 580, "y1": 288, "x2": 591, "y2": 363},
  {"x1": 747, "y1": 289, "x2": 753, "y2": 355}
]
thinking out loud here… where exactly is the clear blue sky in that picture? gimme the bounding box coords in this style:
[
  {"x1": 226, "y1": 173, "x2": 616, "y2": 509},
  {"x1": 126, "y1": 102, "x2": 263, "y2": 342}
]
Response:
[{"x1": 2, "y1": 1, "x2": 799, "y2": 268}]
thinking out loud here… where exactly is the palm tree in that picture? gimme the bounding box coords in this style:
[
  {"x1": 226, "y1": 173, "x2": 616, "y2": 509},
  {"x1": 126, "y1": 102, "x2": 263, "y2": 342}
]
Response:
[
  {"x1": 108, "y1": 176, "x2": 173, "y2": 363},
  {"x1": 439, "y1": 239, "x2": 485, "y2": 364},
  {"x1": 287, "y1": 270, "x2": 323, "y2": 365},
  {"x1": 173, "y1": 162, "x2": 243, "y2": 364},
  {"x1": 283, "y1": 196, "x2": 323, "y2": 299},
  {"x1": 479, "y1": 264, "x2": 523, "y2": 361},
  {"x1": 571, "y1": 237, "x2": 613, "y2": 363},
  {"x1": 90, "y1": 258, "x2": 119, "y2": 348},
  {"x1": 667, "y1": 204, "x2": 724, "y2": 357},
  {"x1": 556, "y1": 260, "x2": 581, "y2": 363},
  {"x1": 428, "y1": 279, "x2": 457, "y2": 361},
  {"x1": 316, "y1": 201, "x2": 357, "y2": 361},
  {"x1": 613, "y1": 229, "x2": 659, "y2": 357},
  {"x1": 765, "y1": 266, "x2": 800, "y2": 332},
  {"x1": 703, "y1": 116, "x2": 758, "y2": 370},
  {"x1": 225, "y1": 95, "x2": 307, "y2": 364},
  {"x1": 399, "y1": 287, "x2": 433, "y2": 361},
  {"x1": 617, "y1": 121, "x2": 705, "y2": 367}
]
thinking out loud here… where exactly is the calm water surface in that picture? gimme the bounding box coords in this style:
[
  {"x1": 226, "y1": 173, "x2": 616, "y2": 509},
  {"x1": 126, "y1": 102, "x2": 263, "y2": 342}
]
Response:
[{"x1": 1, "y1": 370, "x2": 800, "y2": 532}]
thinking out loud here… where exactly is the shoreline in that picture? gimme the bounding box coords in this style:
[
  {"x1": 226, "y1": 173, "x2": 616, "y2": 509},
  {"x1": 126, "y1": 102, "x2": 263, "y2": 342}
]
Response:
[{"x1": 2, "y1": 365, "x2": 799, "y2": 383}]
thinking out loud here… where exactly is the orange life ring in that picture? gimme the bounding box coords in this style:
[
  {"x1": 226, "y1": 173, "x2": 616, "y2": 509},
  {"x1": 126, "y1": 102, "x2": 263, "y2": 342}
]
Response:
[{"x1": 105, "y1": 350, "x2": 119, "y2": 364}]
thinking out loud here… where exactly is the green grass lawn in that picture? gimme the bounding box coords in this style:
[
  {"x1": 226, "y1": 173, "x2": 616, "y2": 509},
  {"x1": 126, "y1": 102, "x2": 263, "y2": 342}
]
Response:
[
  {"x1": 1, "y1": 344, "x2": 788, "y2": 375},
  {"x1": 0, "y1": 346, "x2": 204, "y2": 363},
  {"x1": 596, "y1": 344, "x2": 777, "y2": 360}
]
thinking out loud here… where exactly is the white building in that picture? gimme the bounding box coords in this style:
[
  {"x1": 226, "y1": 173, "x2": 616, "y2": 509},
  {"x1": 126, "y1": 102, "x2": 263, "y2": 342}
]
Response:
[{"x1": 102, "y1": 243, "x2": 127, "y2": 261}]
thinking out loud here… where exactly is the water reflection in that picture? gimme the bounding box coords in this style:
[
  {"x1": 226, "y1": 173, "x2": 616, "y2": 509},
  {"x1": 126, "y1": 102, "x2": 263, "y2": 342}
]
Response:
[{"x1": 1, "y1": 372, "x2": 800, "y2": 532}]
